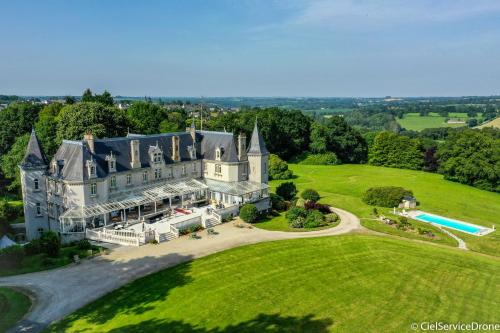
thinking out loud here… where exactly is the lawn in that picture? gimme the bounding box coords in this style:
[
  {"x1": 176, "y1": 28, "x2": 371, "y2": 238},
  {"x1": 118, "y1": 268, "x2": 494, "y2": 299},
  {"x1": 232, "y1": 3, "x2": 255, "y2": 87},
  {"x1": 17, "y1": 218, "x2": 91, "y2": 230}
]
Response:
[
  {"x1": 270, "y1": 164, "x2": 499, "y2": 256},
  {"x1": 46, "y1": 235, "x2": 500, "y2": 333},
  {"x1": 0, "y1": 287, "x2": 31, "y2": 332},
  {"x1": 0, "y1": 245, "x2": 102, "y2": 277},
  {"x1": 254, "y1": 211, "x2": 339, "y2": 232},
  {"x1": 397, "y1": 112, "x2": 481, "y2": 131}
]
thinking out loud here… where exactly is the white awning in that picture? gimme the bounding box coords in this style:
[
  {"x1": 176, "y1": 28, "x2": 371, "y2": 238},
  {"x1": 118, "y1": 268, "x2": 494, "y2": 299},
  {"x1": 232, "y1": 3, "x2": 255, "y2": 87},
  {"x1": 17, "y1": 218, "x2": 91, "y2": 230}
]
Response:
[{"x1": 61, "y1": 179, "x2": 208, "y2": 219}]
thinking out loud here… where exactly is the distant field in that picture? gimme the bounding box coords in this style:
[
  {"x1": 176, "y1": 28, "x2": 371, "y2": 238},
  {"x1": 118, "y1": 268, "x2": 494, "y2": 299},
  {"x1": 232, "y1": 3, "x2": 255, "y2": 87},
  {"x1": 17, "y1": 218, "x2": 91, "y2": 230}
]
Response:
[
  {"x1": 476, "y1": 117, "x2": 500, "y2": 129},
  {"x1": 397, "y1": 112, "x2": 481, "y2": 131},
  {"x1": 302, "y1": 107, "x2": 354, "y2": 115},
  {"x1": 270, "y1": 164, "x2": 500, "y2": 256}
]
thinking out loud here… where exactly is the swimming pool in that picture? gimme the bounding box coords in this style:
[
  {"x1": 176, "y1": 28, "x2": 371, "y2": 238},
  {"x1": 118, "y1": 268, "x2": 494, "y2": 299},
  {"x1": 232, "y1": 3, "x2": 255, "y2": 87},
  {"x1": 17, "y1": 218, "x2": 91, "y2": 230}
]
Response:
[{"x1": 414, "y1": 213, "x2": 484, "y2": 235}]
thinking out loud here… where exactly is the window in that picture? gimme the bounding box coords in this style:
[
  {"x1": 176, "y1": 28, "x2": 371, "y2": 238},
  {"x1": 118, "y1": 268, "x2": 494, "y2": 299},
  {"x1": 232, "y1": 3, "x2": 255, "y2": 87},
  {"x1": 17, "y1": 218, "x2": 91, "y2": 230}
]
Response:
[
  {"x1": 264, "y1": 162, "x2": 267, "y2": 174},
  {"x1": 90, "y1": 166, "x2": 96, "y2": 175},
  {"x1": 153, "y1": 152, "x2": 162, "y2": 163},
  {"x1": 215, "y1": 164, "x2": 222, "y2": 175},
  {"x1": 143, "y1": 171, "x2": 148, "y2": 182},
  {"x1": 90, "y1": 183, "x2": 97, "y2": 196},
  {"x1": 36, "y1": 203, "x2": 42, "y2": 216},
  {"x1": 242, "y1": 164, "x2": 247, "y2": 176},
  {"x1": 110, "y1": 176, "x2": 116, "y2": 188},
  {"x1": 110, "y1": 161, "x2": 115, "y2": 170},
  {"x1": 126, "y1": 174, "x2": 132, "y2": 185},
  {"x1": 34, "y1": 178, "x2": 39, "y2": 190},
  {"x1": 154, "y1": 168, "x2": 162, "y2": 179},
  {"x1": 204, "y1": 162, "x2": 208, "y2": 174},
  {"x1": 193, "y1": 163, "x2": 196, "y2": 172},
  {"x1": 215, "y1": 148, "x2": 221, "y2": 161},
  {"x1": 182, "y1": 165, "x2": 186, "y2": 175}
]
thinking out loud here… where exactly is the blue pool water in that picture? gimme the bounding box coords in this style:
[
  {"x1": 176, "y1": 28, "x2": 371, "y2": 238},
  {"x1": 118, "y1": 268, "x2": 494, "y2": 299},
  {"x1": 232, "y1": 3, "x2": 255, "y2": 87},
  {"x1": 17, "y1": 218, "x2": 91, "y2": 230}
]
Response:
[{"x1": 415, "y1": 214, "x2": 482, "y2": 234}]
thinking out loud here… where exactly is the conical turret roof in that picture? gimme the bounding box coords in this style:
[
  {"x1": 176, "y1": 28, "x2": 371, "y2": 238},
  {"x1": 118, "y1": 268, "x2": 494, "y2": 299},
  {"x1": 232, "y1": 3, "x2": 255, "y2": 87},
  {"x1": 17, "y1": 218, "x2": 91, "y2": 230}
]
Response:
[
  {"x1": 247, "y1": 119, "x2": 269, "y2": 155},
  {"x1": 20, "y1": 129, "x2": 47, "y2": 168}
]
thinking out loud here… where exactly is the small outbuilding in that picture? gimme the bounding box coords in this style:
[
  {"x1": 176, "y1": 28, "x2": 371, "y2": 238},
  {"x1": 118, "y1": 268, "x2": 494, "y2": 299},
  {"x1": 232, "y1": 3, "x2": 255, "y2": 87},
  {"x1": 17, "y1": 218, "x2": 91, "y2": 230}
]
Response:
[{"x1": 399, "y1": 196, "x2": 417, "y2": 209}]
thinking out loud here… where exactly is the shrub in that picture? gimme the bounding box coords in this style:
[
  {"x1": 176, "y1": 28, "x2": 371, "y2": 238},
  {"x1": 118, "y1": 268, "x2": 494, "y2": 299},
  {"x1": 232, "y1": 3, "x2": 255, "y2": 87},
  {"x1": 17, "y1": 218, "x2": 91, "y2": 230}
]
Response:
[
  {"x1": 304, "y1": 210, "x2": 324, "y2": 228},
  {"x1": 286, "y1": 207, "x2": 308, "y2": 223},
  {"x1": 298, "y1": 152, "x2": 340, "y2": 165},
  {"x1": 77, "y1": 239, "x2": 92, "y2": 250},
  {"x1": 0, "y1": 245, "x2": 24, "y2": 269},
  {"x1": 40, "y1": 231, "x2": 61, "y2": 258},
  {"x1": 24, "y1": 239, "x2": 42, "y2": 256},
  {"x1": 295, "y1": 198, "x2": 306, "y2": 208},
  {"x1": 269, "y1": 154, "x2": 294, "y2": 180},
  {"x1": 301, "y1": 189, "x2": 320, "y2": 202},
  {"x1": 304, "y1": 201, "x2": 331, "y2": 214},
  {"x1": 276, "y1": 182, "x2": 297, "y2": 200},
  {"x1": 290, "y1": 216, "x2": 305, "y2": 228},
  {"x1": 325, "y1": 213, "x2": 339, "y2": 223},
  {"x1": 362, "y1": 186, "x2": 413, "y2": 208},
  {"x1": 270, "y1": 193, "x2": 286, "y2": 211},
  {"x1": 239, "y1": 204, "x2": 259, "y2": 223}
]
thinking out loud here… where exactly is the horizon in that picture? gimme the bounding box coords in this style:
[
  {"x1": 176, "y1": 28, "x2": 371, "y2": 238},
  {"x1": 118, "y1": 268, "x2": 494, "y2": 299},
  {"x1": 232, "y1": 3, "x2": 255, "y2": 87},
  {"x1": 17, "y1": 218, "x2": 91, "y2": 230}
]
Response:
[{"x1": 1, "y1": 0, "x2": 500, "y2": 96}]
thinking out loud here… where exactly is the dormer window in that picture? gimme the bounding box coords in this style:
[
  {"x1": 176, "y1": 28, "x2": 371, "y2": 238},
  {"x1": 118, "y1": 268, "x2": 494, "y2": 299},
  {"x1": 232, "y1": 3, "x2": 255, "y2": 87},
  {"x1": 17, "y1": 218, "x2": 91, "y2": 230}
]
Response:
[
  {"x1": 86, "y1": 158, "x2": 97, "y2": 178},
  {"x1": 105, "y1": 152, "x2": 117, "y2": 173},
  {"x1": 215, "y1": 147, "x2": 224, "y2": 161},
  {"x1": 149, "y1": 144, "x2": 163, "y2": 164}
]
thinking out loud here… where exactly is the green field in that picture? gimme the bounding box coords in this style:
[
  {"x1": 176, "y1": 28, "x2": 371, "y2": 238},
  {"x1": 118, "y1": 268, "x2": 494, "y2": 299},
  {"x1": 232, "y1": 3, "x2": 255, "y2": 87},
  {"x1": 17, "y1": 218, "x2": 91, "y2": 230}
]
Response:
[
  {"x1": 46, "y1": 235, "x2": 500, "y2": 333},
  {"x1": 397, "y1": 112, "x2": 481, "y2": 131},
  {"x1": 0, "y1": 287, "x2": 31, "y2": 332},
  {"x1": 270, "y1": 164, "x2": 499, "y2": 256}
]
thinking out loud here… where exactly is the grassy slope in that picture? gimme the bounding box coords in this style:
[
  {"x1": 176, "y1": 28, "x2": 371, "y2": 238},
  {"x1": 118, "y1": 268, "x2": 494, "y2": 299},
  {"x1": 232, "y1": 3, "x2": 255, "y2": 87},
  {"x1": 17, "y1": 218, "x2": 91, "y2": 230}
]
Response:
[
  {"x1": 397, "y1": 112, "x2": 479, "y2": 131},
  {"x1": 0, "y1": 287, "x2": 31, "y2": 332},
  {"x1": 270, "y1": 164, "x2": 499, "y2": 256},
  {"x1": 476, "y1": 117, "x2": 500, "y2": 129},
  {"x1": 46, "y1": 235, "x2": 500, "y2": 333}
]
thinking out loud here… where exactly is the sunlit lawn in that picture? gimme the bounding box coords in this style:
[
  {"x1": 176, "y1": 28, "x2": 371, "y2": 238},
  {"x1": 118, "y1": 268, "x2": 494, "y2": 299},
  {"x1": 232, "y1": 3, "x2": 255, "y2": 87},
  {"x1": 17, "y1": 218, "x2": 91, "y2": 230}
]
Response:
[{"x1": 0, "y1": 287, "x2": 31, "y2": 332}]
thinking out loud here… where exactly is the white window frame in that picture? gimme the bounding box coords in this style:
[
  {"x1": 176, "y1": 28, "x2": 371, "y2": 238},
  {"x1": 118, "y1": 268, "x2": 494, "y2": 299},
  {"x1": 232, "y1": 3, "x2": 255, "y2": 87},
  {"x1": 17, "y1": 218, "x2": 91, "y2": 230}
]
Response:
[
  {"x1": 35, "y1": 203, "x2": 42, "y2": 216},
  {"x1": 143, "y1": 171, "x2": 148, "y2": 183},
  {"x1": 90, "y1": 183, "x2": 97, "y2": 196},
  {"x1": 126, "y1": 174, "x2": 132, "y2": 185},
  {"x1": 110, "y1": 176, "x2": 117, "y2": 188}
]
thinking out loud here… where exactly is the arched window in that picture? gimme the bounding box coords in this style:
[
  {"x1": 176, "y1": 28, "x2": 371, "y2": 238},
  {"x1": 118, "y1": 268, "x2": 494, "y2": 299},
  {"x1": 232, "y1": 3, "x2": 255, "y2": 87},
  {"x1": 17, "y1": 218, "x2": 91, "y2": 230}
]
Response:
[{"x1": 34, "y1": 178, "x2": 39, "y2": 190}]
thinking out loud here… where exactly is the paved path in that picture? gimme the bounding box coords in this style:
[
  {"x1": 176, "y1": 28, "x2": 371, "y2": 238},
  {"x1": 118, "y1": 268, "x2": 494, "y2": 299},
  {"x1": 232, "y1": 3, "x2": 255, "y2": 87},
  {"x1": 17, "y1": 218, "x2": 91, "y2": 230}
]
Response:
[{"x1": 1, "y1": 208, "x2": 362, "y2": 333}]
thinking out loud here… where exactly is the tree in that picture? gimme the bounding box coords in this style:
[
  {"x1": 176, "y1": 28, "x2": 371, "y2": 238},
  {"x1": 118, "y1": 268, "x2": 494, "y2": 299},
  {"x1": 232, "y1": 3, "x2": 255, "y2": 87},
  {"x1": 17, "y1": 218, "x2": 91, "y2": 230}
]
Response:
[
  {"x1": 127, "y1": 101, "x2": 167, "y2": 134},
  {"x1": 362, "y1": 186, "x2": 413, "y2": 207},
  {"x1": 467, "y1": 118, "x2": 478, "y2": 128},
  {"x1": 309, "y1": 117, "x2": 368, "y2": 163},
  {"x1": 268, "y1": 154, "x2": 293, "y2": 180},
  {"x1": 64, "y1": 96, "x2": 76, "y2": 105},
  {"x1": 0, "y1": 102, "x2": 41, "y2": 155},
  {"x1": 239, "y1": 204, "x2": 258, "y2": 223},
  {"x1": 40, "y1": 231, "x2": 60, "y2": 257},
  {"x1": 81, "y1": 89, "x2": 114, "y2": 106},
  {"x1": 0, "y1": 134, "x2": 30, "y2": 192},
  {"x1": 437, "y1": 129, "x2": 499, "y2": 192},
  {"x1": 35, "y1": 103, "x2": 64, "y2": 158},
  {"x1": 81, "y1": 89, "x2": 93, "y2": 103},
  {"x1": 301, "y1": 189, "x2": 320, "y2": 202},
  {"x1": 276, "y1": 182, "x2": 297, "y2": 200},
  {"x1": 369, "y1": 132, "x2": 423, "y2": 170},
  {"x1": 56, "y1": 102, "x2": 129, "y2": 142}
]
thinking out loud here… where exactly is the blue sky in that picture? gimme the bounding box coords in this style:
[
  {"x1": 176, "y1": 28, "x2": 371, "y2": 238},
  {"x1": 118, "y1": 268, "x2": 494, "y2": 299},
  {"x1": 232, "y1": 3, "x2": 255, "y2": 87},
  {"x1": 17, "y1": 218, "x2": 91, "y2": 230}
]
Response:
[{"x1": 1, "y1": 0, "x2": 499, "y2": 97}]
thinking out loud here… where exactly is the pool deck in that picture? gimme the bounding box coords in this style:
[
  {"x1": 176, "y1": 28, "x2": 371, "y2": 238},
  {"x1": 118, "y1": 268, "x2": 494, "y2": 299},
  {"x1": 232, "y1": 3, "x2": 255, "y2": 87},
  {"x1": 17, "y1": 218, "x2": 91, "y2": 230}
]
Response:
[{"x1": 406, "y1": 210, "x2": 495, "y2": 236}]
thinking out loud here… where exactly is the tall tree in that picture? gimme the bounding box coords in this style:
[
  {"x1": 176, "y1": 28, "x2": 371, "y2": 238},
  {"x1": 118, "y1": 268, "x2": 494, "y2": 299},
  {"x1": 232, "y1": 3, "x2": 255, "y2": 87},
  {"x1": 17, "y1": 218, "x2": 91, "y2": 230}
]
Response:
[
  {"x1": 126, "y1": 101, "x2": 167, "y2": 134},
  {"x1": 0, "y1": 134, "x2": 30, "y2": 192},
  {"x1": 34, "y1": 102, "x2": 64, "y2": 158},
  {"x1": 81, "y1": 89, "x2": 93, "y2": 103},
  {"x1": 0, "y1": 102, "x2": 41, "y2": 155},
  {"x1": 56, "y1": 102, "x2": 129, "y2": 141},
  {"x1": 369, "y1": 131, "x2": 423, "y2": 170},
  {"x1": 437, "y1": 129, "x2": 499, "y2": 192}
]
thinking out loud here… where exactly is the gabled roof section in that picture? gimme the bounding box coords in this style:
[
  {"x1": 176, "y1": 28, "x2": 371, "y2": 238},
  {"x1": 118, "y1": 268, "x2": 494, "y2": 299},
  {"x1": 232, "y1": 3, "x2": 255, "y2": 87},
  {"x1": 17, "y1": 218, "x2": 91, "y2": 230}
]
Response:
[
  {"x1": 247, "y1": 119, "x2": 269, "y2": 155},
  {"x1": 21, "y1": 129, "x2": 47, "y2": 169},
  {"x1": 196, "y1": 131, "x2": 239, "y2": 162}
]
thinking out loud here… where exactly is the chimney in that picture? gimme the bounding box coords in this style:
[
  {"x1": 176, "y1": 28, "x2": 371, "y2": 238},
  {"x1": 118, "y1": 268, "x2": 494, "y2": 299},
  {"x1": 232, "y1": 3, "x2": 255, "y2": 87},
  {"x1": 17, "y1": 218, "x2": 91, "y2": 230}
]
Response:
[
  {"x1": 238, "y1": 132, "x2": 247, "y2": 161},
  {"x1": 130, "y1": 140, "x2": 141, "y2": 168},
  {"x1": 84, "y1": 131, "x2": 94, "y2": 154},
  {"x1": 172, "y1": 136, "x2": 180, "y2": 162}
]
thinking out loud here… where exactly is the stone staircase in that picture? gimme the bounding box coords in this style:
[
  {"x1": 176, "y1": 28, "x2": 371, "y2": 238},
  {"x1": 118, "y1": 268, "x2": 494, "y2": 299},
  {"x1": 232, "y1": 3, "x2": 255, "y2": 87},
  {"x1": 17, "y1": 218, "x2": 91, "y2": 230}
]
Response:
[
  {"x1": 158, "y1": 232, "x2": 177, "y2": 243},
  {"x1": 204, "y1": 218, "x2": 221, "y2": 229}
]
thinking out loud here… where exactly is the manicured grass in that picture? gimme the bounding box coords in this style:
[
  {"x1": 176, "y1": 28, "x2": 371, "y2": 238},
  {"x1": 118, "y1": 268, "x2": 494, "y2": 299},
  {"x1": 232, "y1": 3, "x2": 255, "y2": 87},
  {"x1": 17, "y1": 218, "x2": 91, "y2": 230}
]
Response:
[
  {"x1": 0, "y1": 246, "x2": 102, "y2": 277},
  {"x1": 46, "y1": 235, "x2": 500, "y2": 333},
  {"x1": 397, "y1": 112, "x2": 481, "y2": 131},
  {"x1": 0, "y1": 287, "x2": 31, "y2": 332},
  {"x1": 270, "y1": 164, "x2": 499, "y2": 256},
  {"x1": 255, "y1": 211, "x2": 339, "y2": 232}
]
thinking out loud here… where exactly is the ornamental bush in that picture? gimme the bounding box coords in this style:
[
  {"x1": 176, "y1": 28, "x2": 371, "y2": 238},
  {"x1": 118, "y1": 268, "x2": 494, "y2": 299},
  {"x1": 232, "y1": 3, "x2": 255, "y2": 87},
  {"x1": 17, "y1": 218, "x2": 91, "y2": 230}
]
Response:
[
  {"x1": 362, "y1": 186, "x2": 413, "y2": 208},
  {"x1": 0, "y1": 245, "x2": 25, "y2": 269},
  {"x1": 270, "y1": 193, "x2": 286, "y2": 211},
  {"x1": 239, "y1": 204, "x2": 259, "y2": 223},
  {"x1": 40, "y1": 231, "x2": 61, "y2": 258},
  {"x1": 77, "y1": 239, "x2": 92, "y2": 251},
  {"x1": 276, "y1": 182, "x2": 297, "y2": 201},
  {"x1": 304, "y1": 210, "x2": 324, "y2": 228},
  {"x1": 269, "y1": 154, "x2": 294, "y2": 180},
  {"x1": 285, "y1": 207, "x2": 308, "y2": 223},
  {"x1": 301, "y1": 189, "x2": 320, "y2": 202},
  {"x1": 298, "y1": 152, "x2": 340, "y2": 165},
  {"x1": 325, "y1": 213, "x2": 339, "y2": 223}
]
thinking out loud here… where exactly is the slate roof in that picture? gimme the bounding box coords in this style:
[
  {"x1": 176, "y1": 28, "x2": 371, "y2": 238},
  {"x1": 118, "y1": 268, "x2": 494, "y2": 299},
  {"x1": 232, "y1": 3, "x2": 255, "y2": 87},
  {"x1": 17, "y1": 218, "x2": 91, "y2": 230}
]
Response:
[
  {"x1": 196, "y1": 131, "x2": 239, "y2": 162},
  {"x1": 247, "y1": 120, "x2": 269, "y2": 155},
  {"x1": 21, "y1": 130, "x2": 48, "y2": 169},
  {"x1": 49, "y1": 130, "x2": 240, "y2": 181}
]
